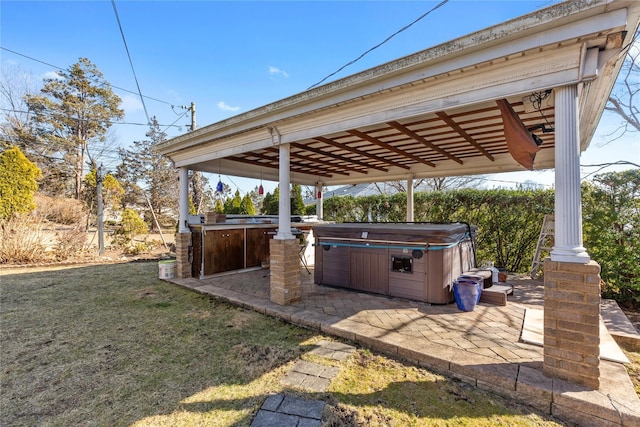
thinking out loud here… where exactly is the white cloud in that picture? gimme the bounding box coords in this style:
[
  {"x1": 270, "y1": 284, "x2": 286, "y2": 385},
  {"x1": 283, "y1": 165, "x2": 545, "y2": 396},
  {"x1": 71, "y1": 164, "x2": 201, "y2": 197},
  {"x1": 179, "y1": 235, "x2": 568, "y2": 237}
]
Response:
[
  {"x1": 217, "y1": 101, "x2": 240, "y2": 112},
  {"x1": 269, "y1": 66, "x2": 289, "y2": 78},
  {"x1": 120, "y1": 94, "x2": 144, "y2": 114},
  {"x1": 42, "y1": 70, "x2": 63, "y2": 80}
]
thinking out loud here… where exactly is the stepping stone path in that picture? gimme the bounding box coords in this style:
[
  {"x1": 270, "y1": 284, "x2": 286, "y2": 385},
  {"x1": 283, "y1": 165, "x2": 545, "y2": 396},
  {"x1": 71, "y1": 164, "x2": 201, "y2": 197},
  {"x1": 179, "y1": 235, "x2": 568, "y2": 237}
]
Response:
[{"x1": 250, "y1": 340, "x2": 356, "y2": 427}]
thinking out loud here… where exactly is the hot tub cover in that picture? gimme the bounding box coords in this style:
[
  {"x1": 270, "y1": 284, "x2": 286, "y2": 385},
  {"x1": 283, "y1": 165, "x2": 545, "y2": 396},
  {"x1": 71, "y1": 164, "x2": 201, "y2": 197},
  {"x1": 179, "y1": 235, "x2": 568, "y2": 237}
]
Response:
[{"x1": 313, "y1": 223, "x2": 476, "y2": 245}]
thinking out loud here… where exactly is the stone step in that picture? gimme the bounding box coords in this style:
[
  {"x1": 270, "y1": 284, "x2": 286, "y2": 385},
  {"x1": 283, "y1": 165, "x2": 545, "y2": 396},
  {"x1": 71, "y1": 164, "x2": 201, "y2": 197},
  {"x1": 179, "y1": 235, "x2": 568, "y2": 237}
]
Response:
[{"x1": 601, "y1": 299, "x2": 640, "y2": 352}]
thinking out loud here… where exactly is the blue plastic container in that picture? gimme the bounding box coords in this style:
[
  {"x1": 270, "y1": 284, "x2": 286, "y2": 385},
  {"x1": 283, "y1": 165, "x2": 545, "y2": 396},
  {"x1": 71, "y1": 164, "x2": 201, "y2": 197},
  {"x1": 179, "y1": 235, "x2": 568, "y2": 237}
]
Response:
[
  {"x1": 457, "y1": 275, "x2": 484, "y2": 298},
  {"x1": 453, "y1": 279, "x2": 482, "y2": 312}
]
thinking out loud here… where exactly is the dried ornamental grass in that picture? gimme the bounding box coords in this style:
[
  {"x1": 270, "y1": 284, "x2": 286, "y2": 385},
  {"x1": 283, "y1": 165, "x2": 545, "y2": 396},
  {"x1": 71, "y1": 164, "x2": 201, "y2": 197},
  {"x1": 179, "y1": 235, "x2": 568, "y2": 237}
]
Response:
[
  {"x1": 0, "y1": 215, "x2": 49, "y2": 263},
  {"x1": 34, "y1": 193, "x2": 87, "y2": 225}
]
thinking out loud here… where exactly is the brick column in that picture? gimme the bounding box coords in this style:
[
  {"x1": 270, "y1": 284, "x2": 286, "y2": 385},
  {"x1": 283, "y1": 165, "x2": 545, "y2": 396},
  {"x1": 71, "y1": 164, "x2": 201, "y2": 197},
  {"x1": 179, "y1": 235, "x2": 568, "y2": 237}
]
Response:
[
  {"x1": 175, "y1": 232, "x2": 192, "y2": 279},
  {"x1": 543, "y1": 258, "x2": 601, "y2": 389},
  {"x1": 270, "y1": 238, "x2": 301, "y2": 305}
]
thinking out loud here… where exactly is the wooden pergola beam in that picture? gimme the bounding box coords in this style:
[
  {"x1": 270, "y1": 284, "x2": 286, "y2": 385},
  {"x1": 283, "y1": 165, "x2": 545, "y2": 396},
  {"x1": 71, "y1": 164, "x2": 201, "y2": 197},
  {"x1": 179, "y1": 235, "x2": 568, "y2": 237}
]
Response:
[{"x1": 348, "y1": 129, "x2": 436, "y2": 168}]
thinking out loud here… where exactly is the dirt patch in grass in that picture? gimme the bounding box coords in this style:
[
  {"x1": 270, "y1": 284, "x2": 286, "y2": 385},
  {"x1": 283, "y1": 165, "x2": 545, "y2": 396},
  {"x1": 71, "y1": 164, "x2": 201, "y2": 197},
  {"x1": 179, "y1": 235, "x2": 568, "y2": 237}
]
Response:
[{"x1": 0, "y1": 262, "x2": 616, "y2": 426}]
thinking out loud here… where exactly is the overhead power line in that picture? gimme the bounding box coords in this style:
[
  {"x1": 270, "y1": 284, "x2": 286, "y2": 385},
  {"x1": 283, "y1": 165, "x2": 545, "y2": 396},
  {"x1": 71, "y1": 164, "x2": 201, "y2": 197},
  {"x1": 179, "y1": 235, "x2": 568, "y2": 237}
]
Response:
[
  {"x1": 307, "y1": 0, "x2": 450, "y2": 90},
  {"x1": 0, "y1": 46, "x2": 175, "y2": 107},
  {"x1": 111, "y1": 0, "x2": 151, "y2": 124},
  {"x1": 0, "y1": 107, "x2": 182, "y2": 129}
]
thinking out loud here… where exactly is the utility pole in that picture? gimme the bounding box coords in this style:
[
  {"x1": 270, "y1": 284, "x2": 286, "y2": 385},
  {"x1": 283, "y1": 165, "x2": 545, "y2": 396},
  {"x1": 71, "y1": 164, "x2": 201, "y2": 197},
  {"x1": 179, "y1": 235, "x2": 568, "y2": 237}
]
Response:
[
  {"x1": 190, "y1": 102, "x2": 196, "y2": 131},
  {"x1": 96, "y1": 164, "x2": 105, "y2": 255}
]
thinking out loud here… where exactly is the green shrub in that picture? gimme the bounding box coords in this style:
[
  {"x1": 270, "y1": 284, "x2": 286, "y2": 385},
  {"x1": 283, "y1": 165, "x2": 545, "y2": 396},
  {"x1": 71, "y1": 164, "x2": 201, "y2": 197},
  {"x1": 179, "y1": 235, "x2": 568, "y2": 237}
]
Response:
[
  {"x1": 0, "y1": 146, "x2": 41, "y2": 220},
  {"x1": 123, "y1": 242, "x2": 151, "y2": 256},
  {"x1": 111, "y1": 209, "x2": 148, "y2": 248},
  {"x1": 583, "y1": 169, "x2": 639, "y2": 305}
]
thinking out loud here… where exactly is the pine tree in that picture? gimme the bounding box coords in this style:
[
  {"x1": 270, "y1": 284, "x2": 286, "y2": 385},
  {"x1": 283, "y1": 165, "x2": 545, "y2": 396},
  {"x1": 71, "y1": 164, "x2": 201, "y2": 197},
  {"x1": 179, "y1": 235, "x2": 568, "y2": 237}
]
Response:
[
  {"x1": 25, "y1": 58, "x2": 123, "y2": 199},
  {"x1": 262, "y1": 186, "x2": 279, "y2": 215},
  {"x1": 291, "y1": 184, "x2": 305, "y2": 215},
  {"x1": 116, "y1": 117, "x2": 178, "y2": 221},
  {"x1": 240, "y1": 194, "x2": 256, "y2": 215},
  {"x1": 224, "y1": 190, "x2": 243, "y2": 214}
]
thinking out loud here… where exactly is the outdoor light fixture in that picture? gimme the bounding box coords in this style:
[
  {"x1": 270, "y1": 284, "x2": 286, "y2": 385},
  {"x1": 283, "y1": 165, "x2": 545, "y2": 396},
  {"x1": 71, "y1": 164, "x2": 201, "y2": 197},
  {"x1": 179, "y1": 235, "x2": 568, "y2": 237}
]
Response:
[{"x1": 216, "y1": 175, "x2": 223, "y2": 193}]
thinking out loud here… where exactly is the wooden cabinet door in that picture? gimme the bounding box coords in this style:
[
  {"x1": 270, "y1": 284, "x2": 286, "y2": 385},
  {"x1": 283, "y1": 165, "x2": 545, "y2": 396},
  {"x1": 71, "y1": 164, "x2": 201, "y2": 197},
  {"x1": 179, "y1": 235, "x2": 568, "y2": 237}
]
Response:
[
  {"x1": 203, "y1": 229, "x2": 245, "y2": 274},
  {"x1": 245, "y1": 228, "x2": 274, "y2": 267}
]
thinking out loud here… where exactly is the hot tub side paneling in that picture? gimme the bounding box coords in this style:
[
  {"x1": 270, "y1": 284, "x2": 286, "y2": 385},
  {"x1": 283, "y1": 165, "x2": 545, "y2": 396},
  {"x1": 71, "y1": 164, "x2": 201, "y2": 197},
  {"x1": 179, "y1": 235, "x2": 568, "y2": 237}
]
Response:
[
  {"x1": 425, "y1": 239, "x2": 475, "y2": 303},
  {"x1": 313, "y1": 223, "x2": 476, "y2": 304},
  {"x1": 388, "y1": 252, "x2": 426, "y2": 301},
  {"x1": 350, "y1": 247, "x2": 389, "y2": 294},
  {"x1": 319, "y1": 245, "x2": 350, "y2": 288}
]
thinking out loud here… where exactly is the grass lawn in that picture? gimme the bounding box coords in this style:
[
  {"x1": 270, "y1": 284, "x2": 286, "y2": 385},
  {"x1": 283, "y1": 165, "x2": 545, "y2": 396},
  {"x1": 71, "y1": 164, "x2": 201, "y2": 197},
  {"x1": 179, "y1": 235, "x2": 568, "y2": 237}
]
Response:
[{"x1": 1, "y1": 261, "x2": 630, "y2": 426}]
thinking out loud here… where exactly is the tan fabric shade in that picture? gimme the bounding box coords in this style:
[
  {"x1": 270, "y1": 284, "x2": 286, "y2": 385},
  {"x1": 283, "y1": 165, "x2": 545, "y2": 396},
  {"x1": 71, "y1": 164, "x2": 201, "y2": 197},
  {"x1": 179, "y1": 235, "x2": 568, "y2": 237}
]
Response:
[{"x1": 496, "y1": 99, "x2": 542, "y2": 171}]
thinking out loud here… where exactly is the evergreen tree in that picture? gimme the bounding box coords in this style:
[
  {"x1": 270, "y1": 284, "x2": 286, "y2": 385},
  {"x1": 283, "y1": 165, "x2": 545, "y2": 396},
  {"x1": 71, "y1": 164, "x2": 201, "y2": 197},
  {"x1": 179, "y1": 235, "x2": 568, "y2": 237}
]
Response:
[
  {"x1": 82, "y1": 168, "x2": 124, "y2": 224},
  {"x1": 25, "y1": 58, "x2": 123, "y2": 199},
  {"x1": 240, "y1": 194, "x2": 256, "y2": 215},
  {"x1": 116, "y1": 117, "x2": 178, "y2": 221},
  {"x1": 0, "y1": 146, "x2": 41, "y2": 220},
  {"x1": 262, "y1": 186, "x2": 279, "y2": 215},
  {"x1": 291, "y1": 184, "x2": 305, "y2": 215},
  {"x1": 249, "y1": 185, "x2": 263, "y2": 213},
  {"x1": 224, "y1": 190, "x2": 243, "y2": 214},
  {"x1": 213, "y1": 198, "x2": 225, "y2": 214}
]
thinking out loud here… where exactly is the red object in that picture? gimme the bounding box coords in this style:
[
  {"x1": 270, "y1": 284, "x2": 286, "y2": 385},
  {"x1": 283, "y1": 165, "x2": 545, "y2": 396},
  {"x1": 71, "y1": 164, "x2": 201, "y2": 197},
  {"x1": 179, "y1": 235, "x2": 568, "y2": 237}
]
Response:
[
  {"x1": 317, "y1": 191, "x2": 322, "y2": 199},
  {"x1": 258, "y1": 184, "x2": 264, "y2": 195}
]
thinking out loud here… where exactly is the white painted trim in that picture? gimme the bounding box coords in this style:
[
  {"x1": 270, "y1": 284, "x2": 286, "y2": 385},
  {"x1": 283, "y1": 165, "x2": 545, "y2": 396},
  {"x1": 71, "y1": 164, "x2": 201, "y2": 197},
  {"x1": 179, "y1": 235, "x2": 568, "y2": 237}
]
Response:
[
  {"x1": 178, "y1": 167, "x2": 190, "y2": 233},
  {"x1": 551, "y1": 85, "x2": 590, "y2": 263},
  {"x1": 406, "y1": 176, "x2": 414, "y2": 222},
  {"x1": 275, "y1": 138, "x2": 294, "y2": 240}
]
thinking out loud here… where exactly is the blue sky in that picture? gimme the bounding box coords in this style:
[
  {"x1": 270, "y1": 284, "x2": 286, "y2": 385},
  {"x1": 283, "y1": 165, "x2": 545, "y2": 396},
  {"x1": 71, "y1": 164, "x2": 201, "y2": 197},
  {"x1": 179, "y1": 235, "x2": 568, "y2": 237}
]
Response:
[{"x1": 2, "y1": 0, "x2": 637, "y2": 195}]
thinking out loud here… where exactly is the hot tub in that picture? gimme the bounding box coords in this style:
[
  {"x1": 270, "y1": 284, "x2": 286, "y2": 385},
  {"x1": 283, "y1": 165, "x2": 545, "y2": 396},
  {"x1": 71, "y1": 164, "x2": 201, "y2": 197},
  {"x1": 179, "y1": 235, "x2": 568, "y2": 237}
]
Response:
[{"x1": 313, "y1": 223, "x2": 476, "y2": 304}]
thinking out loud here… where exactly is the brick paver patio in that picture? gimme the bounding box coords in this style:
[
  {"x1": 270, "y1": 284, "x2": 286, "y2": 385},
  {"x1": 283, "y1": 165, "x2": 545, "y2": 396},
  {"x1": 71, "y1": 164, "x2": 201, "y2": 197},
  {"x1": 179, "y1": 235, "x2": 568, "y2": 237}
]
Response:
[{"x1": 169, "y1": 267, "x2": 640, "y2": 426}]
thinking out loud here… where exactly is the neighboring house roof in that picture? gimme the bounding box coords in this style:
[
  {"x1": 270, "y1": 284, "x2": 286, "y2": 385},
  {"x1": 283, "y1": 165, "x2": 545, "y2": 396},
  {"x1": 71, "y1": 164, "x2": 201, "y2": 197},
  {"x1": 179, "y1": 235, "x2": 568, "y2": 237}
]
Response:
[{"x1": 156, "y1": 0, "x2": 639, "y2": 187}]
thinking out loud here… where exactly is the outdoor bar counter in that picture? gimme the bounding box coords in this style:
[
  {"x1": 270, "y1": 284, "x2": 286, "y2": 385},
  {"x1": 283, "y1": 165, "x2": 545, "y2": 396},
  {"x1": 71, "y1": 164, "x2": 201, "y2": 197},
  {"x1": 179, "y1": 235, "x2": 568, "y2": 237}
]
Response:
[
  {"x1": 313, "y1": 223, "x2": 477, "y2": 304},
  {"x1": 189, "y1": 217, "x2": 313, "y2": 278}
]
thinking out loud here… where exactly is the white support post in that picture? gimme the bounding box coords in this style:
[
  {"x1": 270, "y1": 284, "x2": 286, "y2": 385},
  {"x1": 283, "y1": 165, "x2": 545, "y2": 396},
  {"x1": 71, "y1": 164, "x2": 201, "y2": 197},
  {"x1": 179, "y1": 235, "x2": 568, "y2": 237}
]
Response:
[
  {"x1": 551, "y1": 84, "x2": 589, "y2": 263},
  {"x1": 273, "y1": 129, "x2": 293, "y2": 240},
  {"x1": 178, "y1": 167, "x2": 190, "y2": 233},
  {"x1": 316, "y1": 182, "x2": 323, "y2": 220},
  {"x1": 406, "y1": 176, "x2": 414, "y2": 222}
]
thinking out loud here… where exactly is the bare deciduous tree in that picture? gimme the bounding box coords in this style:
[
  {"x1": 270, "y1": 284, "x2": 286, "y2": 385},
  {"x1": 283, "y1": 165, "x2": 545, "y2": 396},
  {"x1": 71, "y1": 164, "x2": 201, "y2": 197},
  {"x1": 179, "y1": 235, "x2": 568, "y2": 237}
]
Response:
[
  {"x1": 379, "y1": 175, "x2": 486, "y2": 193},
  {"x1": 604, "y1": 33, "x2": 639, "y2": 139},
  {"x1": 0, "y1": 64, "x2": 37, "y2": 149}
]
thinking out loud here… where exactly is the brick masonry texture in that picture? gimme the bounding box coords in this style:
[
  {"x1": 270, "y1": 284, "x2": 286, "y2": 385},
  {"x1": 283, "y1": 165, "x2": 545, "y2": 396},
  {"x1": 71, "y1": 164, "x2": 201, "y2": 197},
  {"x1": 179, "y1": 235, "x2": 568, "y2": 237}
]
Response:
[
  {"x1": 175, "y1": 232, "x2": 192, "y2": 279},
  {"x1": 543, "y1": 258, "x2": 601, "y2": 389},
  {"x1": 269, "y1": 238, "x2": 301, "y2": 305}
]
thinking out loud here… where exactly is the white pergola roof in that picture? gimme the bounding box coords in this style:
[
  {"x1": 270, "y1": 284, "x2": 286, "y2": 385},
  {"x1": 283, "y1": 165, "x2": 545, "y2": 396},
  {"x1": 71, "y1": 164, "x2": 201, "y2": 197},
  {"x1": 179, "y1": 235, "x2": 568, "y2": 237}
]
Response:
[{"x1": 156, "y1": 0, "x2": 639, "y2": 186}]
